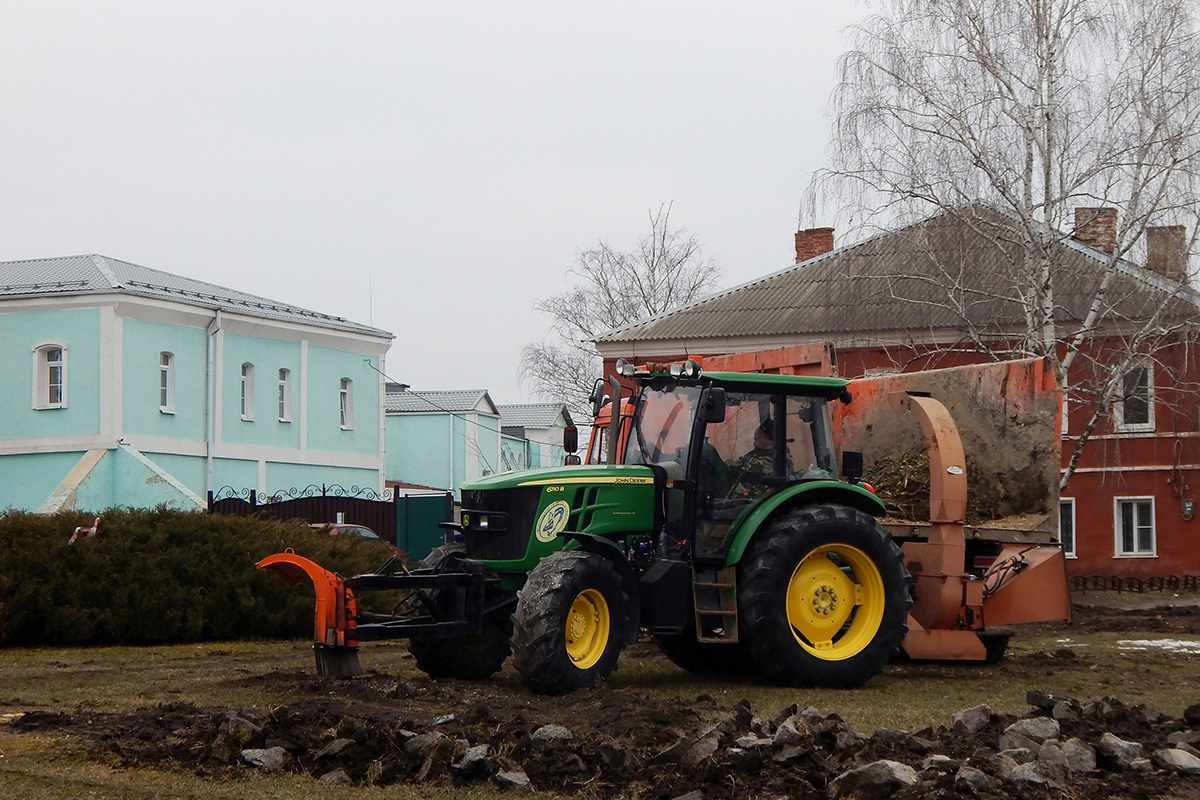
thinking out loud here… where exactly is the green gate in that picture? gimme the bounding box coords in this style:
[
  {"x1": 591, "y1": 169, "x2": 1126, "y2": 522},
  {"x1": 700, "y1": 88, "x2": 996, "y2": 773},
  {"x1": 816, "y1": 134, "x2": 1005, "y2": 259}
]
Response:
[{"x1": 396, "y1": 492, "x2": 454, "y2": 562}]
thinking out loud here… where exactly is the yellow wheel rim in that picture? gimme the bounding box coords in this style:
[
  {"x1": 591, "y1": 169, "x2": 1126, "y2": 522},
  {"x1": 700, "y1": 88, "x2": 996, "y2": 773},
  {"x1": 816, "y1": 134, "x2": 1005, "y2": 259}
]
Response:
[
  {"x1": 786, "y1": 543, "x2": 885, "y2": 660},
  {"x1": 564, "y1": 588, "x2": 610, "y2": 669}
]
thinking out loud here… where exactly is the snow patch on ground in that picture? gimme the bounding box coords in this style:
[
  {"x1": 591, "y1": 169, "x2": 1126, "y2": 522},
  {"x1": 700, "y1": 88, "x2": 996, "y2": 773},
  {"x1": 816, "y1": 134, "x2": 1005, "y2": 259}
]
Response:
[{"x1": 1116, "y1": 638, "x2": 1200, "y2": 654}]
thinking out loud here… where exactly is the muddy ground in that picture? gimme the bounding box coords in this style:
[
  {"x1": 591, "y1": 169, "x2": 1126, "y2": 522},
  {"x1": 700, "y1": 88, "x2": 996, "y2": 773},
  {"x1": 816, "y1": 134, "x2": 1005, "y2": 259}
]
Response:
[{"x1": 8, "y1": 603, "x2": 1200, "y2": 799}]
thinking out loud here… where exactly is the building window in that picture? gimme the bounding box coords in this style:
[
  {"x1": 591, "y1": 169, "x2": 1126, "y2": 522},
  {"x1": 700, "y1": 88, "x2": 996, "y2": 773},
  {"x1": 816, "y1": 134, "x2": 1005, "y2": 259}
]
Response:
[
  {"x1": 240, "y1": 363, "x2": 255, "y2": 420},
  {"x1": 1114, "y1": 496, "x2": 1155, "y2": 557},
  {"x1": 1115, "y1": 362, "x2": 1153, "y2": 431},
  {"x1": 339, "y1": 378, "x2": 353, "y2": 429},
  {"x1": 159, "y1": 352, "x2": 175, "y2": 413},
  {"x1": 1059, "y1": 498, "x2": 1076, "y2": 558},
  {"x1": 33, "y1": 343, "x2": 67, "y2": 409},
  {"x1": 277, "y1": 368, "x2": 291, "y2": 422}
]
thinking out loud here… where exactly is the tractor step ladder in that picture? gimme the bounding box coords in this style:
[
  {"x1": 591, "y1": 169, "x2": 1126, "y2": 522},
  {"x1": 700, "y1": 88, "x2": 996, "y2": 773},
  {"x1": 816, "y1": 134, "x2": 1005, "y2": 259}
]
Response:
[{"x1": 693, "y1": 566, "x2": 739, "y2": 643}]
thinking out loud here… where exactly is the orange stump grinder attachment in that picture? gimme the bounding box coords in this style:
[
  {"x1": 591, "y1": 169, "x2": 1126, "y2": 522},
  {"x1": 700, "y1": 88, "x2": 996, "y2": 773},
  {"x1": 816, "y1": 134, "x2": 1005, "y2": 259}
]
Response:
[
  {"x1": 257, "y1": 547, "x2": 492, "y2": 677},
  {"x1": 255, "y1": 550, "x2": 362, "y2": 677}
]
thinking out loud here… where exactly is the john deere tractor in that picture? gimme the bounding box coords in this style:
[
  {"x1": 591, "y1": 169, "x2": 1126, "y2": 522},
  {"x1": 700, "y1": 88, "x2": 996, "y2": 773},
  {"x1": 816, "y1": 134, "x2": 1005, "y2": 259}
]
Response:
[{"x1": 259, "y1": 358, "x2": 913, "y2": 694}]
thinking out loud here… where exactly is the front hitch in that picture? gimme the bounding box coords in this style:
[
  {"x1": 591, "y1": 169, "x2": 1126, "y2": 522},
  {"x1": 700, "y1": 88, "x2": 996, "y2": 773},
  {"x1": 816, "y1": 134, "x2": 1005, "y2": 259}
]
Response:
[{"x1": 257, "y1": 549, "x2": 492, "y2": 677}]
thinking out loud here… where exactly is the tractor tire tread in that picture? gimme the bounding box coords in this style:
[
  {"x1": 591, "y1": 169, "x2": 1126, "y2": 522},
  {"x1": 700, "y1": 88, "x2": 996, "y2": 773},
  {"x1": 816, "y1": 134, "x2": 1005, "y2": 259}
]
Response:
[
  {"x1": 407, "y1": 543, "x2": 513, "y2": 680},
  {"x1": 511, "y1": 550, "x2": 625, "y2": 695},
  {"x1": 738, "y1": 504, "x2": 911, "y2": 688}
]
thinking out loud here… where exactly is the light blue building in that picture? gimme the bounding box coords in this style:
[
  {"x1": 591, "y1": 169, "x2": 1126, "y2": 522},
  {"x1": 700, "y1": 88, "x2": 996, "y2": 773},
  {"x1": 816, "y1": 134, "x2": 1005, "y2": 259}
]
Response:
[
  {"x1": 0, "y1": 254, "x2": 393, "y2": 512},
  {"x1": 497, "y1": 403, "x2": 574, "y2": 471},
  {"x1": 384, "y1": 387, "x2": 500, "y2": 498}
]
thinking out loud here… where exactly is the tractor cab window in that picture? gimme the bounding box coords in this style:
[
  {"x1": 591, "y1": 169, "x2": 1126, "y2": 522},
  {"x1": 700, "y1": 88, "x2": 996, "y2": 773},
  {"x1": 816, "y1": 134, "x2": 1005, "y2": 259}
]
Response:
[
  {"x1": 694, "y1": 390, "x2": 836, "y2": 557},
  {"x1": 695, "y1": 390, "x2": 837, "y2": 499},
  {"x1": 787, "y1": 395, "x2": 836, "y2": 479},
  {"x1": 587, "y1": 426, "x2": 610, "y2": 464},
  {"x1": 624, "y1": 383, "x2": 702, "y2": 480}
]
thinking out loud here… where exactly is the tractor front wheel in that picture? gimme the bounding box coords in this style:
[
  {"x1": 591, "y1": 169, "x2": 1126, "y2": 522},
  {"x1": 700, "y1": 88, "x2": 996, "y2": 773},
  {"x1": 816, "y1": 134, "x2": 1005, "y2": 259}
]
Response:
[
  {"x1": 511, "y1": 550, "x2": 626, "y2": 694},
  {"x1": 738, "y1": 505, "x2": 911, "y2": 688},
  {"x1": 408, "y1": 544, "x2": 513, "y2": 680}
]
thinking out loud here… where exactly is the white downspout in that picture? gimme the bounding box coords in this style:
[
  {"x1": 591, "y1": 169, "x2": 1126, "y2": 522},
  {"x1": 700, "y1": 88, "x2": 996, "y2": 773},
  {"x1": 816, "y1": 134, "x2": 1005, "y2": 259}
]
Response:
[
  {"x1": 205, "y1": 310, "x2": 223, "y2": 502},
  {"x1": 448, "y1": 413, "x2": 456, "y2": 496}
]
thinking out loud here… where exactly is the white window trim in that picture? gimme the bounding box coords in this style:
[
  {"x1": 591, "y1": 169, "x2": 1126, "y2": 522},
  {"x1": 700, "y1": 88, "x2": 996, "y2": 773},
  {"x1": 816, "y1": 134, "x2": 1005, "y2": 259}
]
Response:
[
  {"x1": 278, "y1": 368, "x2": 292, "y2": 422},
  {"x1": 240, "y1": 362, "x2": 255, "y2": 421},
  {"x1": 1113, "y1": 495, "x2": 1156, "y2": 558},
  {"x1": 1059, "y1": 497, "x2": 1076, "y2": 559},
  {"x1": 339, "y1": 378, "x2": 354, "y2": 430},
  {"x1": 159, "y1": 351, "x2": 175, "y2": 414},
  {"x1": 32, "y1": 342, "x2": 67, "y2": 409},
  {"x1": 1114, "y1": 361, "x2": 1154, "y2": 433}
]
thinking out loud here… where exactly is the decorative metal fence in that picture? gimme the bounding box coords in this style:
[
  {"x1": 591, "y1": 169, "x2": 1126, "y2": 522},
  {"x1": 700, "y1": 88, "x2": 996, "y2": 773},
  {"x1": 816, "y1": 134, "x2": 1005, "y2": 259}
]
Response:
[
  {"x1": 207, "y1": 484, "x2": 452, "y2": 561},
  {"x1": 1070, "y1": 574, "x2": 1200, "y2": 593},
  {"x1": 208, "y1": 483, "x2": 398, "y2": 542}
]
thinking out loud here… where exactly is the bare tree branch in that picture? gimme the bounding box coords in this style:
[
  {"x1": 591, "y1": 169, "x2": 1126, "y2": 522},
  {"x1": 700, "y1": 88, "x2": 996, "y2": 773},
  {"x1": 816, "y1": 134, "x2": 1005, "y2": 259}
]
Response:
[
  {"x1": 807, "y1": 0, "x2": 1200, "y2": 487},
  {"x1": 520, "y1": 205, "x2": 721, "y2": 418}
]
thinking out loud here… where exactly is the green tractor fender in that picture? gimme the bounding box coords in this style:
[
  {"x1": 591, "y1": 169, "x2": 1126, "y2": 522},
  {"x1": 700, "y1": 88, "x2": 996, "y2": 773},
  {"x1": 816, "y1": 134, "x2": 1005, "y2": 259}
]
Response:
[{"x1": 723, "y1": 481, "x2": 888, "y2": 567}]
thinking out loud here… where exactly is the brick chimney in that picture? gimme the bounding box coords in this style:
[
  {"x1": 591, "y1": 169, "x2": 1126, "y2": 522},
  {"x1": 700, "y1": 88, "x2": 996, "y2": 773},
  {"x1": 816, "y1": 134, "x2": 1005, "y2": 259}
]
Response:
[
  {"x1": 1146, "y1": 225, "x2": 1188, "y2": 283},
  {"x1": 1073, "y1": 207, "x2": 1117, "y2": 254},
  {"x1": 795, "y1": 227, "x2": 834, "y2": 263}
]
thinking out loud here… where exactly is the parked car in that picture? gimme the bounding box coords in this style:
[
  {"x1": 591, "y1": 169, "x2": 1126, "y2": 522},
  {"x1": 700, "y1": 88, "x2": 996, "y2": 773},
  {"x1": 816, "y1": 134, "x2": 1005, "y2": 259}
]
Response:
[{"x1": 309, "y1": 523, "x2": 401, "y2": 554}]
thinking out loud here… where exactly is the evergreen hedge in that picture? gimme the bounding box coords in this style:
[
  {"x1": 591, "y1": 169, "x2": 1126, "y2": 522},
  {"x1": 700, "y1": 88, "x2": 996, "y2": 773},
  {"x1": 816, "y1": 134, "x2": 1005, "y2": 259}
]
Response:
[{"x1": 0, "y1": 508, "x2": 404, "y2": 646}]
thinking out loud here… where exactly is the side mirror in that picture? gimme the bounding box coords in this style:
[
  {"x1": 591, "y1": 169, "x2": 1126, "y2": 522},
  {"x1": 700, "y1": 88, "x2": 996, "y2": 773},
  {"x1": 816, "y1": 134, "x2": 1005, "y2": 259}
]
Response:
[
  {"x1": 564, "y1": 454, "x2": 582, "y2": 466},
  {"x1": 704, "y1": 388, "x2": 727, "y2": 423},
  {"x1": 563, "y1": 425, "x2": 578, "y2": 454},
  {"x1": 840, "y1": 389, "x2": 853, "y2": 405},
  {"x1": 589, "y1": 379, "x2": 607, "y2": 418},
  {"x1": 842, "y1": 450, "x2": 864, "y2": 483}
]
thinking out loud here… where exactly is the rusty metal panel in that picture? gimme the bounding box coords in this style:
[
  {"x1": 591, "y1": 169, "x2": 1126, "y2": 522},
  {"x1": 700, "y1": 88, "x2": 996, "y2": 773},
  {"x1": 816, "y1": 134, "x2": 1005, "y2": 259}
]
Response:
[
  {"x1": 900, "y1": 624, "x2": 988, "y2": 661},
  {"x1": 982, "y1": 544, "x2": 1073, "y2": 626}
]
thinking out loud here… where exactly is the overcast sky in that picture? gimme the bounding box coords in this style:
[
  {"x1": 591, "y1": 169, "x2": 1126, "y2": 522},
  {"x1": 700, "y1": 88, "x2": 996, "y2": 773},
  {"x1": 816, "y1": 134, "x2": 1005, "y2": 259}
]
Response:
[{"x1": 1, "y1": 2, "x2": 863, "y2": 404}]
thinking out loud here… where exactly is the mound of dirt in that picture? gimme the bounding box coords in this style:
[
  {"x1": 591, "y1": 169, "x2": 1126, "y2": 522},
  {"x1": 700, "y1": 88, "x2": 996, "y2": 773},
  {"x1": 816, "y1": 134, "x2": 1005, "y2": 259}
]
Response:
[
  {"x1": 7, "y1": 602, "x2": 1200, "y2": 798},
  {"x1": 1063, "y1": 603, "x2": 1200, "y2": 635},
  {"x1": 10, "y1": 645, "x2": 1200, "y2": 798}
]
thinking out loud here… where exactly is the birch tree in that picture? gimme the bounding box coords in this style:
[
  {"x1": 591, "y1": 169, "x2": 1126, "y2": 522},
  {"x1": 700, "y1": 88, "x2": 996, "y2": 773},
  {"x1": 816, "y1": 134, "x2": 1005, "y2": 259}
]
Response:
[
  {"x1": 808, "y1": 0, "x2": 1200, "y2": 485},
  {"x1": 521, "y1": 205, "x2": 720, "y2": 418}
]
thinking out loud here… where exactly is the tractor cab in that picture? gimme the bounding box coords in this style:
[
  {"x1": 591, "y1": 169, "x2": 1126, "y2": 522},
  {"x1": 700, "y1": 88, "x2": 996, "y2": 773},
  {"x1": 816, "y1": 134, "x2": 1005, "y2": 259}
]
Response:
[{"x1": 611, "y1": 359, "x2": 856, "y2": 560}]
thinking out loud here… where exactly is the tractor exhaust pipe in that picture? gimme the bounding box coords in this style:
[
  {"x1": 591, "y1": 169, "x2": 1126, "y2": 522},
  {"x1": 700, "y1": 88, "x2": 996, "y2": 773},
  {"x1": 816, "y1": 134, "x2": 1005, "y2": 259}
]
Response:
[{"x1": 606, "y1": 375, "x2": 622, "y2": 465}]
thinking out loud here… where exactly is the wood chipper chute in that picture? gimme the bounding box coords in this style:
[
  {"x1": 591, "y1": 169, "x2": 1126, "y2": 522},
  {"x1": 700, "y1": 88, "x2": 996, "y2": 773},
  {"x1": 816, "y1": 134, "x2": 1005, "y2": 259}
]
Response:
[{"x1": 835, "y1": 355, "x2": 1071, "y2": 661}]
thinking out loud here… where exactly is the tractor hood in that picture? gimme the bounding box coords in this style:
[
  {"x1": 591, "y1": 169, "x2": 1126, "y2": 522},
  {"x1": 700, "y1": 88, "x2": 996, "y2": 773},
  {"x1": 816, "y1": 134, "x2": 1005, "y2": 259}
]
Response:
[{"x1": 460, "y1": 464, "x2": 657, "y2": 493}]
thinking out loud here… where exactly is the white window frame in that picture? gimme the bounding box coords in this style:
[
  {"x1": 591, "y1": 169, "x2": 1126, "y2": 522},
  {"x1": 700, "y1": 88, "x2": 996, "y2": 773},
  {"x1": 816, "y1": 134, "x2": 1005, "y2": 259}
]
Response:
[
  {"x1": 339, "y1": 378, "x2": 354, "y2": 429},
  {"x1": 240, "y1": 363, "x2": 255, "y2": 421},
  {"x1": 1058, "y1": 498, "x2": 1076, "y2": 558},
  {"x1": 1114, "y1": 496, "x2": 1156, "y2": 557},
  {"x1": 32, "y1": 342, "x2": 67, "y2": 409},
  {"x1": 1114, "y1": 361, "x2": 1154, "y2": 432},
  {"x1": 277, "y1": 368, "x2": 292, "y2": 422},
  {"x1": 159, "y1": 352, "x2": 175, "y2": 413}
]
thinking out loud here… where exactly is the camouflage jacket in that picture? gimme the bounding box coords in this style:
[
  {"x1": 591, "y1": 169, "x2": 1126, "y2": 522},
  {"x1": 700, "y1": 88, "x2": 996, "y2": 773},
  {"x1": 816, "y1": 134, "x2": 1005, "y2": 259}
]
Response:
[{"x1": 725, "y1": 447, "x2": 793, "y2": 497}]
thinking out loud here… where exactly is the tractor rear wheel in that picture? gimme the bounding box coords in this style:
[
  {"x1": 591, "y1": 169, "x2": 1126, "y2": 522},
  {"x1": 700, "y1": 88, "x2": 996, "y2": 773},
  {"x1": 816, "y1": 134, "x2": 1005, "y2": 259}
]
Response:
[
  {"x1": 407, "y1": 544, "x2": 513, "y2": 680},
  {"x1": 738, "y1": 505, "x2": 911, "y2": 688},
  {"x1": 511, "y1": 550, "x2": 626, "y2": 694}
]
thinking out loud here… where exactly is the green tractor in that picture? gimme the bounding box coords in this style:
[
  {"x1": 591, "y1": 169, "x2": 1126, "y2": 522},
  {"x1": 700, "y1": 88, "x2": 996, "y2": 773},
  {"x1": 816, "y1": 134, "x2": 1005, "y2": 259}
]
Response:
[{"x1": 259, "y1": 358, "x2": 912, "y2": 693}]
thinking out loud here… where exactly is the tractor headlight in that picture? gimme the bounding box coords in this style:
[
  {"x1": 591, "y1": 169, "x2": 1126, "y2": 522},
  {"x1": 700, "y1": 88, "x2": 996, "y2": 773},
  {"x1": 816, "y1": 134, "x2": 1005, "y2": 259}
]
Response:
[{"x1": 460, "y1": 509, "x2": 509, "y2": 532}]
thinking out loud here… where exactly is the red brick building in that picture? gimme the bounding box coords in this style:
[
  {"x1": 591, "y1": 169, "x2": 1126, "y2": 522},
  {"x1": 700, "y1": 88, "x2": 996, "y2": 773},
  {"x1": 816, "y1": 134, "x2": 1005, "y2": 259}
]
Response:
[{"x1": 595, "y1": 205, "x2": 1200, "y2": 580}]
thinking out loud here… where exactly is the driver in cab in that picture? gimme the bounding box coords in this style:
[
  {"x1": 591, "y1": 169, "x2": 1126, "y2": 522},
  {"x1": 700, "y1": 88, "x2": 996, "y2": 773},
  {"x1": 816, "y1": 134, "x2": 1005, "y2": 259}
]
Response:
[{"x1": 726, "y1": 420, "x2": 793, "y2": 498}]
